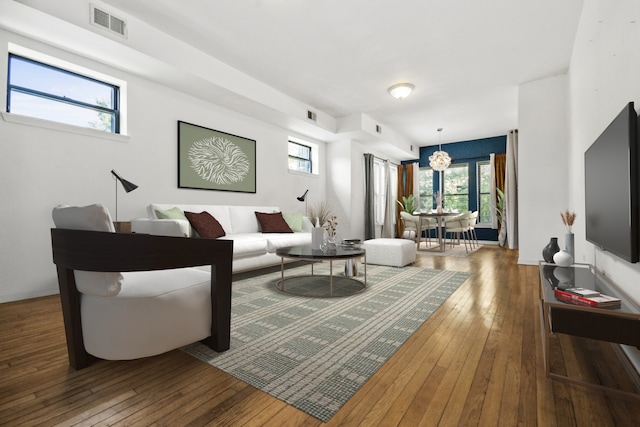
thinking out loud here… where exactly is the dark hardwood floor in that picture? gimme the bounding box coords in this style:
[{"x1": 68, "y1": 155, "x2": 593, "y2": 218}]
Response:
[{"x1": 2, "y1": 245, "x2": 640, "y2": 426}]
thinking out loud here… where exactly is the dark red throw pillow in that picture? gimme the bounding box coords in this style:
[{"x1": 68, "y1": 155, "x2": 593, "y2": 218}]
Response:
[
  {"x1": 184, "y1": 211, "x2": 226, "y2": 238},
  {"x1": 255, "y1": 211, "x2": 293, "y2": 233}
]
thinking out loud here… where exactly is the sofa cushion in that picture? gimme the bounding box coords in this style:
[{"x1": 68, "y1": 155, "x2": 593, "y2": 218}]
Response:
[
  {"x1": 219, "y1": 234, "x2": 269, "y2": 257},
  {"x1": 184, "y1": 211, "x2": 226, "y2": 238},
  {"x1": 149, "y1": 204, "x2": 232, "y2": 235},
  {"x1": 282, "y1": 212, "x2": 304, "y2": 232},
  {"x1": 81, "y1": 268, "x2": 211, "y2": 360},
  {"x1": 52, "y1": 204, "x2": 123, "y2": 297},
  {"x1": 155, "y1": 207, "x2": 188, "y2": 221},
  {"x1": 265, "y1": 232, "x2": 313, "y2": 252},
  {"x1": 228, "y1": 206, "x2": 278, "y2": 234},
  {"x1": 255, "y1": 211, "x2": 293, "y2": 233}
]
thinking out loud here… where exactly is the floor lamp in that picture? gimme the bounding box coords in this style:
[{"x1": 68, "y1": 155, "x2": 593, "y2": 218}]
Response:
[
  {"x1": 297, "y1": 189, "x2": 309, "y2": 216},
  {"x1": 111, "y1": 169, "x2": 138, "y2": 231}
]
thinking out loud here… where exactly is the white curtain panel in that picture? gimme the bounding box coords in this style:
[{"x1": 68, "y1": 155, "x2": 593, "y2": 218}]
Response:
[
  {"x1": 382, "y1": 160, "x2": 395, "y2": 238},
  {"x1": 499, "y1": 130, "x2": 519, "y2": 248},
  {"x1": 412, "y1": 161, "x2": 420, "y2": 210},
  {"x1": 490, "y1": 153, "x2": 498, "y2": 229}
]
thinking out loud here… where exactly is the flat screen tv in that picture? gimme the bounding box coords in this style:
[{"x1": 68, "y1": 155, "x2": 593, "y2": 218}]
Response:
[{"x1": 585, "y1": 102, "x2": 639, "y2": 263}]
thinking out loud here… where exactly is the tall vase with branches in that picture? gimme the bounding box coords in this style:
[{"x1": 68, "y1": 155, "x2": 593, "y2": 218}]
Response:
[
  {"x1": 561, "y1": 209, "x2": 576, "y2": 259},
  {"x1": 308, "y1": 201, "x2": 333, "y2": 228}
]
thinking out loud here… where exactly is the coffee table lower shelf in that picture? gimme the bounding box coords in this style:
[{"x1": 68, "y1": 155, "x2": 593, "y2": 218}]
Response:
[{"x1": 277, "y1": 257, "x2": 366, "y2": 298}]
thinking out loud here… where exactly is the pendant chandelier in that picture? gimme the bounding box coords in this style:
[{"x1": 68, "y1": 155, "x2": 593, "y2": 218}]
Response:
[{"x1": 428, "y1": 128, "x2": 451, "y2": 171}]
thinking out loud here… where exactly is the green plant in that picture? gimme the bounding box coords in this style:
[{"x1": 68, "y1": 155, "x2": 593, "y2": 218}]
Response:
[
  {"x1": 396, "y1": 194, "x2": 416, "y2": 214},
  {"x1": 495, "y1": 187, "x2": 505, "y2": 225}
]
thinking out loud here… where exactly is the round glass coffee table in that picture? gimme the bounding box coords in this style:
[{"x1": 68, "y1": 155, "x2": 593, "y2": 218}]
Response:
[{"x1": 275, "y1": 245, "x2": 366, "y2": 297}]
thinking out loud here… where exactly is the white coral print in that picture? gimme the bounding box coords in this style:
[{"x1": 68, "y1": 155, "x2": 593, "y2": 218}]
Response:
[{"x1": 188, "y1": 136, "x2": 250, "y2": 185}]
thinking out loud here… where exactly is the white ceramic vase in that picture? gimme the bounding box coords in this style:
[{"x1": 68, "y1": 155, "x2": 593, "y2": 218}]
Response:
[
  {"x1": 565, "y1": 232, "x2": 575, "y2": 260},
  {"x1": 311, "y1": 227, "x2": 323, "y2": 250},
  {"x1": 553, "y1": 249, "x2": 573, "y2": 267}
]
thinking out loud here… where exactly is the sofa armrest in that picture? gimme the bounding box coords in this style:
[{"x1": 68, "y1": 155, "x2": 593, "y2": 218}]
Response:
[{"x1": 131, "y1": 218, "x2": 191, "y2": 237}]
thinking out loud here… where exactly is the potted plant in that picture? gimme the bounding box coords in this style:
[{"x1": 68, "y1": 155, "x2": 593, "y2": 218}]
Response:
[
  {"x1": 495, "y1": 187, "x2": 504, "y2": 229},
  {"x1": 396, "y1": 194, "x2": 416, "y2": 214}
]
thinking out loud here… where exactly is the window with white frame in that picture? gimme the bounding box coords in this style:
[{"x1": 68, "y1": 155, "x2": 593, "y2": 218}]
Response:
[
  {"x1": 7, "y1": 53, "x2": 121, "y2": 133},
  {"x1": 288, "y1": 138, "x2": 318, "y2": 174},
  {"x1": 442, "y1": 163, "x2": 469, "y2": 213},
  {"x1": 288, "y1": 140, "x2": 312, "y2": 173},
  {"x1": 418, "y1": 167, "x2": 434, "y2": 210},
  {"x1": 477, "y1": 161, "x2": 492, "y2": 224}
]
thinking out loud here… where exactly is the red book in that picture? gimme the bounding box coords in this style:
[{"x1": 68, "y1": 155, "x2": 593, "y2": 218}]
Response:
[
  {"x1": 554, "y1": 289, "x2": 599, "y2": 307},
  {"x1": 553, "y1": 289, "x2": 621, "y2": 308}
]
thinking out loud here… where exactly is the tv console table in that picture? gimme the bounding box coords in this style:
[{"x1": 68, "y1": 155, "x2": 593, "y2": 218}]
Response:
[{"x1": 539, "y1": 262, "x2": 640, "y2": 399}]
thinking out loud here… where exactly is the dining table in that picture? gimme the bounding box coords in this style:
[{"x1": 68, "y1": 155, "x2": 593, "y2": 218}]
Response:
[{"x1": 416, "y1": 212, "x2": 460, "y2": 252}]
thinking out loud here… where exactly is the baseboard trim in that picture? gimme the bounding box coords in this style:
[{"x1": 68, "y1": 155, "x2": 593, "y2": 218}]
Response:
[{"x1": 0, "y1": 288, "x2": 59, "y2": 304}]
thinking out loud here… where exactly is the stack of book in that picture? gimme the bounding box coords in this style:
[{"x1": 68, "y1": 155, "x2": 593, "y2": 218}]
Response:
[{"x1": 554, "y1": 287, "x2": 621, "y2": 308}]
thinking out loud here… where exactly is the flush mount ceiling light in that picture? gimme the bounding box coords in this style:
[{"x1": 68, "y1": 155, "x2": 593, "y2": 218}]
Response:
[
  {"x1": 429, "y1": 128, "x2": 452, "y2": 171},
  {"x1": 388, "y1": 83, "x2": 414, "y2": 100}
]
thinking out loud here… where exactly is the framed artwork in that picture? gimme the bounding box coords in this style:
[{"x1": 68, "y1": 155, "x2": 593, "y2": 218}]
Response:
[{"x1": 178, "y1": 121, "x2": 256, "y2": 193}]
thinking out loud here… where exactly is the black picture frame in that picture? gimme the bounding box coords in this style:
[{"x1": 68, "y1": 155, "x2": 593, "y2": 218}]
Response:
[{"x1": 178, "y1": 121, "x2": 256, "y2": 193}]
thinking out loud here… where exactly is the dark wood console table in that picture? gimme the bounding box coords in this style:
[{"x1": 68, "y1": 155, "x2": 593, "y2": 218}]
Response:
[{"x1": 539, "y1": 262, "x2": 640, "y2": 399}]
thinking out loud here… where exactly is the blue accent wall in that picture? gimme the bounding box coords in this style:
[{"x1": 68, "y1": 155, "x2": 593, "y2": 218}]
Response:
[{"x1": 403, "y1": 135, "x2": 507, "y2": 242}]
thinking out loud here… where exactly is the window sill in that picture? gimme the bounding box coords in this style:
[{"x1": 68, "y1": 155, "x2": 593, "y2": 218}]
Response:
[
  {"x1": 1, "y1": 112, "x2": 130, "y2": 143},
  {"x1": 288, "y1": 169, "x2": 318, "y2": 178},
  {"x1": 475, "y1": 223, "x2": 497, "y2": 229}
]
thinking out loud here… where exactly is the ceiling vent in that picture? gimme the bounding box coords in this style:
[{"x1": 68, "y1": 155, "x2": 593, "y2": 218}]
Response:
[
  {"x1": 376, "y1": 124, "x2": 382, "y2": 134},
  {"x1": 90, "y1": 5, "x2": 127, "y2": 38},
  {"x1": 307, "y1": 110, "x2": 317, "y2": 121}
]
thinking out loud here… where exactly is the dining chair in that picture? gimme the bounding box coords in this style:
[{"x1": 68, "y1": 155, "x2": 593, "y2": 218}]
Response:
[
  {"x1": 400, "y1": 211, "x2": 437, "y2": 247},
  {"x1": 444, "y1": 211, "x2": 473, "y2": 252},
  {"x1": 468, "y1": 211, "x2": 479, "y2": 248}
]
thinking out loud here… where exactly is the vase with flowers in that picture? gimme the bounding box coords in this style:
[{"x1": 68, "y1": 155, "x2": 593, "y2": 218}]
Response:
[
  {"x1": 321, "y1": 215, "x2": 338, "y2": 253},
  {"x1": 561, "y1": 209, "x2": 576, "y2": 259}
]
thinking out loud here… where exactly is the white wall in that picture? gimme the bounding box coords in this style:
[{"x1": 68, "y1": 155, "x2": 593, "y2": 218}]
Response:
[
  {"x1": 568, "y1": 0, "x2": 640, "y2": 304},
  {"x1": 518, "y1": 74, "x2": 570, "y2": 265},
  {"x1": 518, "y1": 0, "x2": 640, "y2": 303},
  {"x1": 0, "y1": 29, "x2": 326, "y2": 302}
]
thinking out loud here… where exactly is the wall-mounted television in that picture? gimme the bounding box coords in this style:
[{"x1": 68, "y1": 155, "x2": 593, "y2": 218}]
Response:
[{"x1": 585, "y1": 102, "x2": 639, "y2": 263}]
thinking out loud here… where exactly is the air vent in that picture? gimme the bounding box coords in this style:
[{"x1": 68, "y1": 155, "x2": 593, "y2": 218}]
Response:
[
  {"x1": 375, "y1": 124, "x2": 382, "y2": 134},
  {"x1": 91, "y1": 5, "x2": 127, "y2": 38},
  {"x1": 307, "y1": 110, "x2": 317, "y2": 121}
]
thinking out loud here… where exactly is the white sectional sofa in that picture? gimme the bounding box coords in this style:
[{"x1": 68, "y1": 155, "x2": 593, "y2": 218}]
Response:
[{"x1": 131, "y1": 204, "x2": 313, "y2": 273}]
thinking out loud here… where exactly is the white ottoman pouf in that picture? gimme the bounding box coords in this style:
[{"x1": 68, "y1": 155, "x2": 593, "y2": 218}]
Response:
[{"x1": 362, "y1": 238, "x2": 416, "y2": 267}]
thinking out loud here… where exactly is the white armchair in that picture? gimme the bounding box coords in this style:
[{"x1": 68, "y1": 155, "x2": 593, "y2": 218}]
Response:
[{"x1": 51, "y1": 204, "x2": 233, "y2": 370}]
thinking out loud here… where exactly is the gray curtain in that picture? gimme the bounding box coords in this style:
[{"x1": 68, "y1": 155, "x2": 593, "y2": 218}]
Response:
[
  {"x1": 498, "y1": 130, "x2": 518, "y2": 248},
  {"x1": 381, "y1": 161, "x2": 394, "y2": 238},
  {"x1": 364, "y1": 153, "x2": 375, "y2": 240}
]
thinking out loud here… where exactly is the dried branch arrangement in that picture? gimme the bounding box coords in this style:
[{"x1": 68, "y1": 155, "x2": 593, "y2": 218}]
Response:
[{"x1": 560, "y1": 209, "x2": 577, "y2": 232}]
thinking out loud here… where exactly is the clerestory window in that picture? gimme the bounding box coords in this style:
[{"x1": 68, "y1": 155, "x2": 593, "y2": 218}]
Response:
[{"x1": 7, "y1": 54, "x2": 121, "y2": 133}]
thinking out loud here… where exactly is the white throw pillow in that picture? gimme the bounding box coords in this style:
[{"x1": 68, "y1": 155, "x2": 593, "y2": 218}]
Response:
[{"x1": 52, "y1": 204, "x2": 123, "y2": 296}]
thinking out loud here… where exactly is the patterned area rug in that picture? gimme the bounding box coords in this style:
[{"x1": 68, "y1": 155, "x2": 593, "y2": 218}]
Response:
[{"x1": 182, "y1": 263, "x2": 471, "y2": 422}]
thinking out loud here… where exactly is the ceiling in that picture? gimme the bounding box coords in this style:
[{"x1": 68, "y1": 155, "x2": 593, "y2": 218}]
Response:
[{"x1": 99, "y1": 1, "x2": 583, "y2": 146}]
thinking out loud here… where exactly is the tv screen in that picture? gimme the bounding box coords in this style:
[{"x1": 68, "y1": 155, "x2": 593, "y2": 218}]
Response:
[{"x1": 585, "y1": 102, "x2": 639, "y2": 263}]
